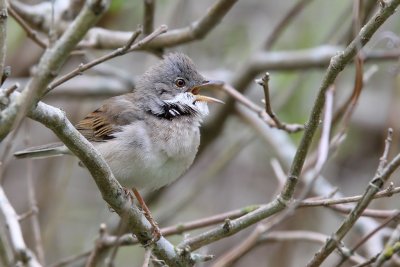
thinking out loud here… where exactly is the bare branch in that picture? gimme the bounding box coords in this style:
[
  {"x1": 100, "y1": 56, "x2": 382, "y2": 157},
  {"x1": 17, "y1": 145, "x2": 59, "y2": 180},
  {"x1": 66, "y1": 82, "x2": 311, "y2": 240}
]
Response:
[
  {"x1": 210, "y1": 81, "x2": 304, "y2": 133},
  {"x1": 23, "y1": 125, "x2": 45, "y2": 264},
  {"x1": 0, "y1": 0, "x2": 110, "y2": 141},
  {"x1": 307, "y1": 128, "x2": 399, "y2": 266},
  {"x1": 0, "y1": 186, "x2": 42, "y2": 267},
  {"x1": 47, "y1": 25, "x2": 168, "y2": 92},
  {"x1": 337, "y1": 212, "x2": 400, "y2": 266},
  {"x1": 80, "y1": 0, "x2": 237, "y2": 49},
  {"x1": 256, "y1": 72, "x2": 302, "y2": 132},
  {"x1": 8, "y1": 5, "x2": 47, "y2": 48},
  {"x1": 374, "y1": 224, "x2": 400, "y2": 266},
  {"x1": 300, "y1": 184, "x2": 400, "y2": 207},
  {"x1": 285, "y1": 0, "x2": 400, "y2": 209},
  {"x1": 212, "y1": 230, "x2": 366, "y2": 267}
]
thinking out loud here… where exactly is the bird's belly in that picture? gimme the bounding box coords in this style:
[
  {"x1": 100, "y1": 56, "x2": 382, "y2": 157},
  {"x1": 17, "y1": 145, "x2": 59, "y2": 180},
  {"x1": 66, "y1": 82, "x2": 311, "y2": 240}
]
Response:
[{"x1": 94, "y1": 128, "x2": 199, "y2": 190}]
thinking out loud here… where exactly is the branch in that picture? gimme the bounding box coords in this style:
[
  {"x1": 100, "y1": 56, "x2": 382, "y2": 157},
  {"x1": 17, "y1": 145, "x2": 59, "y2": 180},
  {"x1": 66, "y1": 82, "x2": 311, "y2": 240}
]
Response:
[
  {"x1": 0, "y1": 0, "x2": 109, "y2": 141},
  {"x1": 212, "y1": 230, "x2": 366, "y2": 267},
  {"x1": 190, "y1": 0, "x2": 400, "y2": 241},
  {"x1": 209, "y1": 81, "x2": 304, "y2": 133},
  {"x1": 47, "y1": 25, "x2": 168, "y2": 92},
  {"x1": 0, "y1": 186, "x2": 42, "y2": 267},
  {"x1": 307, "y1": 128, "x2": 399, "y2": 266},
  {"x1": 79, "y1": 0, "x2": 237, "y2": 49},
  {"x1": 374, "y1": 224, "x2": 400, "y2": 266},
  {"x1": 284, "y1": 0, "x2": 400, "y2": 207},
  {"x1": 300, "y1": 184, "x2": 400, "y2": 207},
  {"x1": 8, "y1": 5, "x2": 47, "y2": 49},
  {"x1": 236, "y1": 106, "x2": 388, "y2": 256},
  {"x1": 201, "y1": 44, "x2": 400, "y2": 151},
  {"x1": 256, "y1": 72, "x2": 302, "y2": 132}
]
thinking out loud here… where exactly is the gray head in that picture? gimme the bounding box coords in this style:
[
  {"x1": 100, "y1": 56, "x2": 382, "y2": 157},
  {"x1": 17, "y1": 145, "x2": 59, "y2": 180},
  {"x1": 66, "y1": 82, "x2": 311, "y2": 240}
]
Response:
[{"x1": 135, "y1": 53, "x2": 222, "y2": 120}]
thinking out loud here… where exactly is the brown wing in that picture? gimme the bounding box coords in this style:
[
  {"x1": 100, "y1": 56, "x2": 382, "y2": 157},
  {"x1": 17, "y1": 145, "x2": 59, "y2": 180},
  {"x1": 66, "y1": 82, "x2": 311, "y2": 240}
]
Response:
[
  {"x1": 76, "y1": 93, "x2": 144, "y2": 142},
  {"x1": 76, "y1": 107, "x2": 119, "y2": 141},
  {"x1": 75, "y1": 94, "x2": 142, "y2": 142}
]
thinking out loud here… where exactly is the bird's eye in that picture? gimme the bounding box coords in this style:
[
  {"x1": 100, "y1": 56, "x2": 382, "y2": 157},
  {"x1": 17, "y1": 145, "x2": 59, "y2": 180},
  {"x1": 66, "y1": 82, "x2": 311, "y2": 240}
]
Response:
[{"x1": 175, "y1": 78, "x2": 186, "y2": 88}]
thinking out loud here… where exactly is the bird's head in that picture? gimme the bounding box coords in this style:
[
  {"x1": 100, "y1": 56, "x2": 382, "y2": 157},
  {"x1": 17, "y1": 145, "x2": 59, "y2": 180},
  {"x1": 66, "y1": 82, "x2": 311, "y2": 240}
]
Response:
[{"x1": 136, "y1": 53, "x2": 223, "y2": 120}]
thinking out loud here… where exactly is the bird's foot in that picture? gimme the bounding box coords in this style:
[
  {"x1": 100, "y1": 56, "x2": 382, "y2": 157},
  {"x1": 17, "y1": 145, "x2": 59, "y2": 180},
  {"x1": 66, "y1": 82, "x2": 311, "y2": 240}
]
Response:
[{"x1": 130, "y1": 187, "x2": 162, "y2": 244}]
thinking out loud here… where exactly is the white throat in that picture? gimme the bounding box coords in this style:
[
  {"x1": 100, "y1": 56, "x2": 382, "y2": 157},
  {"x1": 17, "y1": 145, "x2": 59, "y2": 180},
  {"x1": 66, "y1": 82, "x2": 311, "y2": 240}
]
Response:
[{"x1": 163, "y1": 92, "x2": 209, "y2": 118}]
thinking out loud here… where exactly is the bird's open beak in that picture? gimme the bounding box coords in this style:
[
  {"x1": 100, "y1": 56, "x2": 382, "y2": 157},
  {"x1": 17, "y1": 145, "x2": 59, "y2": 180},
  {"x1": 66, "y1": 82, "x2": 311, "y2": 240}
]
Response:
[{"x1": 189, "y1": 80, "x2": 225, "y2": 104}]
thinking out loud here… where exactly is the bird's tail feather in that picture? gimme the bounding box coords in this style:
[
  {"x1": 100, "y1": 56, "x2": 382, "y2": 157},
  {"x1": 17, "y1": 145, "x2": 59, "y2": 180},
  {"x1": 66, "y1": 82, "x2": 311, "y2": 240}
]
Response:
[{"x1": 14, "y1": 143, "x2": 70, "y2": 159}]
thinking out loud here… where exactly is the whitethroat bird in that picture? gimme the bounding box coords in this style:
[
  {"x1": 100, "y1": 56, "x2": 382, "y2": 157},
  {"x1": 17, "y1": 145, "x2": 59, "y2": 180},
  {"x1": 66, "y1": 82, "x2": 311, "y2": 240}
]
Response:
[{"x1": 15, "y1": 53, "x2": 224, "y2": 239}]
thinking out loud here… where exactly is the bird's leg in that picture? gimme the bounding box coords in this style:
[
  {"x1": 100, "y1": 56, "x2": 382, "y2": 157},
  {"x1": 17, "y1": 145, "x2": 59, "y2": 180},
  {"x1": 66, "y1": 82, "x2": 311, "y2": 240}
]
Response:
[{"x1": 132, "y1": 188, "x2": 161, "y2": 242}]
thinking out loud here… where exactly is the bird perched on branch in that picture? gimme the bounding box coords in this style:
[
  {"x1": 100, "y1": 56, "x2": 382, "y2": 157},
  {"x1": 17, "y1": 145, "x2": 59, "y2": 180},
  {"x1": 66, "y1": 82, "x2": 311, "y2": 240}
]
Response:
[{"x1": 15, "y1": 53, "x2": 223, "y2": 239}]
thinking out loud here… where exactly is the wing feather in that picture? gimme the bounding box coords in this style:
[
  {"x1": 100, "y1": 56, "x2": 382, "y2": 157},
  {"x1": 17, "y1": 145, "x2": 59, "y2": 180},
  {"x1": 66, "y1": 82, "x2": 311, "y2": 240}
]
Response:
[{"x1": 75, "y1": 94, "x2": 141, "y2": 142}]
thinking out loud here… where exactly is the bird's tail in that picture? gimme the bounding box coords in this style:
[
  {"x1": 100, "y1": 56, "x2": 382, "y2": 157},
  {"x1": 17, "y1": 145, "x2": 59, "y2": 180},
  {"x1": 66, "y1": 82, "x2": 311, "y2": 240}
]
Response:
[{"x1": 14, "y1": 143, "x2": 70, "y2": 159}]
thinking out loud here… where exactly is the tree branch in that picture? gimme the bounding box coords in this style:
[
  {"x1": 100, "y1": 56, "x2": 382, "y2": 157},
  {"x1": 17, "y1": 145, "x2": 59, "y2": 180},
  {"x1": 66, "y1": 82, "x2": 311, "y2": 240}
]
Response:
[
  {"x1": 307, "y1": 128, "x2": 398, "y2": 266},
  {"x1": 79, "y1": 0, "x2": 237, "y2": 49},
  {"x1": 0, "y1": 186, "x2": 42, "y2": 267},
  {"x1": 0, "y1": 0, "x2": 109, "y2": 141}
]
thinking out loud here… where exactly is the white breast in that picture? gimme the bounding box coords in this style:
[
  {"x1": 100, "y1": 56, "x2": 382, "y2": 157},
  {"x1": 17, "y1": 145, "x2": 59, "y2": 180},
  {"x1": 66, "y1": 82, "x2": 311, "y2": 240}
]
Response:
[{"x1": 94, "y1": 118, "x2": 201, "y2": 191}]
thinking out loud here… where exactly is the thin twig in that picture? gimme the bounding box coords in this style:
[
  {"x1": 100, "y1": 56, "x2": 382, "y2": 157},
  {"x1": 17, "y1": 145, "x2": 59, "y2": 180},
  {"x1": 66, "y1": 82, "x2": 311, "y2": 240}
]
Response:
[
  {"x1": 213, "y1": 87, "x2": 335, "y2": 265},
  {"x1": 79, "y1": 0, "x2": 237, "y2": 49},
  {"x1": 47, "y1": 25, "x2": 168, "y2": 92},
  {"x1": 18, "y1": 208, "x2": 37, "y2": 221},
  {"x1": 85, "y1": 224, "x2": 108, "y2": 267},
  {"x1": 300, "y1": 184, "x2": 400, "y2": 207},
  {"x1": 142, "y1": 248, "x2": 152, "y2": 267},
  {"x1": 352, "y1": 212, "x2": 399, "y2": 254},
  {"x1": 336, "y1": 211, "x2": 400, "y2": 266},
  {"x1": 0, "y1": 0, "x2": 110, "y2": 141},
  {"x1": 212, "y1": 81, "x2": 304, "y2": 133},
  {"x1": 373, "y1": 242, "x2": 400, "y2": 266},
  {"x1": 48, "y1": 251, "x2": 91, "y2": 267},
  {"x1": 24, "y1": 122, "x2": 45, "y2": 265},
  {"x1": 8, "y1": 5, "x2": 47, "y2": 48},
  {"x1": 374, "y1": 223, "x2": 400, "y2": 266},
  {"x1": 256, "y1": 72, "x2": 292, "y2": 131},
  {"x1": 307, "y1": 128, "x2": 398, "y2": 267},
  {"x1": 0, "y1": 186, "x2": 42, "y2": 267}
]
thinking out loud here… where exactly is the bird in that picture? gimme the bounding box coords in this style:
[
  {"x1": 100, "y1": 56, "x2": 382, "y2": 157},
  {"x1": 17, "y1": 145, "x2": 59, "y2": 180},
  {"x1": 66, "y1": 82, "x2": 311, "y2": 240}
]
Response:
[{"x1": 14, "y1": 52, "x2": 223, "y2": 238}]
